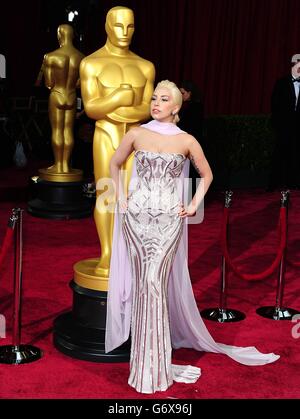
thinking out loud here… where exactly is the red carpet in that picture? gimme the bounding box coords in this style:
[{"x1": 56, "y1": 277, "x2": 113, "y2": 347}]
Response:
[{"x1": 0, "y1": 164, "x2": 300, "y2": 399}]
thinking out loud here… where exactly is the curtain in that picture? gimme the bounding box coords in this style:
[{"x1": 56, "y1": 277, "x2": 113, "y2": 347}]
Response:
[{"x1": 2, "y1": 0, "x2": 300, "y2": 115}]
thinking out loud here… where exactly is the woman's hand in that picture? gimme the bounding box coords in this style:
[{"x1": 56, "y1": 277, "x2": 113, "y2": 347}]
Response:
[{"x1": 178, "y1": 202, "x2": 196, "y2": 218}]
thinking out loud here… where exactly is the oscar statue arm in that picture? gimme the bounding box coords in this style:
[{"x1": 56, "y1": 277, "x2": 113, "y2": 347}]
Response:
[
  {"x1": 80, "y1": 59, "x2": 135, "y2": 121},
  {"x1": 34, "y1": 61, "x2": 45, "y2": 87},
  {"x1": 114, "y1": 62, "x2": 156, "y2": 122},
  {"x1": 43, "y1": 54, "x2": 55, "y2": 90}
]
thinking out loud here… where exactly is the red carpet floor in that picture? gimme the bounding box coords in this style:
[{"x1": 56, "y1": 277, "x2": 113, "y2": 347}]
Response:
[{"x1": 0, "y1": 164, "x2": 300, "y2": 399}]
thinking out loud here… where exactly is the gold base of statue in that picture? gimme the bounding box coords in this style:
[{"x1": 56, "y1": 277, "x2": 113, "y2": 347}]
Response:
[
  {"x1": 74, "y1": 258, "x2": 108, "y2": 291},
  {"x1": 38, "y1": 168, "x2": 83, "y2": 182}
]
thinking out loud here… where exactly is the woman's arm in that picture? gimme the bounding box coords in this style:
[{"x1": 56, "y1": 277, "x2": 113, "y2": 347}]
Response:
[
  {"x1": 109, "y1": 129, "x2": 136, "y2": 204},
  {"x1": 178, "y1": 135, "x2": 213, "y2": 218}
]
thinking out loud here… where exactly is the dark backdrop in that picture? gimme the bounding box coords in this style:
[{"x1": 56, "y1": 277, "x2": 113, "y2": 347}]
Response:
[{"x1": 1, "y1": 0, "x2": 300, "y2": 115}]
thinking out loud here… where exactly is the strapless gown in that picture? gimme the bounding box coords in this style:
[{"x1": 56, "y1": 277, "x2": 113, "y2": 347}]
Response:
[
  {"x1": 106, "y1": 147, "x2": 279, "y2": 395},
  {"x1": 122, "y1": 150, "x2": 187, "y2": 393}
]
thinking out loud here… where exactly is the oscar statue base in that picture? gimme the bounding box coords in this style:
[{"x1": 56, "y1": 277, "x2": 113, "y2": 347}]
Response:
[
  {"x1": 74, "y1": 258, "x2": 108, "y2": 291},
  {"x1": 39, "y1": 167, "x2": 83, "y2": 183},
  {"x1": 0, "y1": 345, "x2": 42, "y2": 364},
  {"x1": 53, "y1": 281, "x2": 130, "y2": 362},
  {"x1": 27, "y1": 177, "x2": 93, "y2": 220}
]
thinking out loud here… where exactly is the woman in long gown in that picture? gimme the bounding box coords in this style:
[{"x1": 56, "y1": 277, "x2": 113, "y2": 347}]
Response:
[{"x1": 106, "y1": 80, "x2": 280, "y2": 394}]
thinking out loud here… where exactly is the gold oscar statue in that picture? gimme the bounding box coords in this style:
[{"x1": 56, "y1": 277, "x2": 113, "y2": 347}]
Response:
[
  {"x1": 74, "y1": 6, "x2": 155, "y2": 291},
  {"x1": 39, "y1": 24, "x2": 84, "y2": 182}
]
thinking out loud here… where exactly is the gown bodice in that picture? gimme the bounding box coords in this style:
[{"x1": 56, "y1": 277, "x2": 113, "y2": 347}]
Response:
[
  {"x1": 134, "y1": 149, "x2": 186, "y2": 180},
  {"x1": 128, "y1": 150, "x2": 187, "y2": 214}
]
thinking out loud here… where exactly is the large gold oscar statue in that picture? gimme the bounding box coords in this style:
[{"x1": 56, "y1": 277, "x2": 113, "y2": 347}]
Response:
[
  {"x1": 39, "y1": 24, "x2": 84, "y2": 182},
  {"x1": 74, "y1": 6, "x2": 155, "y2": 291}
]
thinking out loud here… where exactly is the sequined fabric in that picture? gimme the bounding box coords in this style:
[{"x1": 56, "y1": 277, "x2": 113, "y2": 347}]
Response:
[
  {"x1": 122, "y1": 150, "x2": 186, "y2": 393},
  {"x1": 106, "y1": 121, "x2": 280, "y2": 395}
]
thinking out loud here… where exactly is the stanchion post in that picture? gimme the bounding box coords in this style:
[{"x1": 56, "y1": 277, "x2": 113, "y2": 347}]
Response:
[
  {"x1": 276, "y1": 191, "x2": 289, "y2": 311},
  {"x1": 201, "y1": 191, "x2": 246, "y2": 322},
  {"x1": 0, "y1": 208, "x2": 42, "y2": 364},
  {"x1": 256, "y1": 191, "x2": 300, "y2": 320},
  {"x1": 12, "y1": 208, "x2": 22, "y2": 348},
  {"x1": 219, "y1": 255, "x2": 227, "y2": 311}
]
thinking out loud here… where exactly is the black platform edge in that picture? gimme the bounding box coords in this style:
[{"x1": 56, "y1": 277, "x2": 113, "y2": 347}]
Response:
[
  {"x1": 27, "y1": 177, "x2": 94, "y2": 219},
  {"x1": 27, "y1": 199, "x2": 93, "y2": 219},
  {"x1": 53, "y1": 312, "x2": 130, "y2": 363},
  {"x1": 53, "y1": 281, "x2": 130, "y2": 363},
  {"x1": 70, "y1": 281, "x2": 106, "y2": 297}
]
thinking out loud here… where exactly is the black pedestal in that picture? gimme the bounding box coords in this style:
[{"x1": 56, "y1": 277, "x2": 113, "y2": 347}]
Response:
[
  {"x1": 27, "y1": 178, "x2": 93, "y2": 219},
  {"x1": 53, "y1": 281, "x2": 130, "y2": 362}
]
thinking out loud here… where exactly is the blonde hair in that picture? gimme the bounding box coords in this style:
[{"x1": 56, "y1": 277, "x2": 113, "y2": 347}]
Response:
[{"x1": 155, "y1": 80, "x2": 182, "y2": 123}]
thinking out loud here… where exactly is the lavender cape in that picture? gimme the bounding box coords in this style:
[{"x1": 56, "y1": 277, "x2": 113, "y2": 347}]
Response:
[{"x1": 105, "y1": 120, "x2": 279, "y2": 382}]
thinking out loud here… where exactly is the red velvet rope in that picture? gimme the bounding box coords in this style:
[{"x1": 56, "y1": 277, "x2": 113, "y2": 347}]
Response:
[
  {"x1": 0, "y1": 226, "x2": 15, "y2": 269},
  {"x1": 288, "y1": 258, "x2": 300, "y2": 268},
  {"x1": 221, "y1": 207, "x2": 287, "y2": 281}
]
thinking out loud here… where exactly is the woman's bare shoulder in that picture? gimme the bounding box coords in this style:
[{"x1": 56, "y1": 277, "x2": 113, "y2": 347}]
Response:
[
  {"x1": 179, "y1": 132, "x2": 197, "y2": 145},
  {"x1": 125, "y1": 126, "x2": 144, "y2": 141},
  {"x1": 128, "y1": 126, "x2": 147, "y2": 137}
]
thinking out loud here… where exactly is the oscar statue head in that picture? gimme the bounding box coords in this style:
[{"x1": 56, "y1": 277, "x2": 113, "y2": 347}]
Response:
[
  {"x1": 57, "y1": 24, "x2": 74, "y2": 47},
  {"x1": 105, "y1": 6, "x2": 135, "y2": 50}
]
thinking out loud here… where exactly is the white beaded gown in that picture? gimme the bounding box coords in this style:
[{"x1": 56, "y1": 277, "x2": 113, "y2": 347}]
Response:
[
  {"x1": 105, "y1": 120, "x2": 280, "y2": 394},
  {"x1": 122, "y1": 150, "x2": 187, "y2": 393}
]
